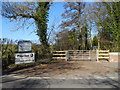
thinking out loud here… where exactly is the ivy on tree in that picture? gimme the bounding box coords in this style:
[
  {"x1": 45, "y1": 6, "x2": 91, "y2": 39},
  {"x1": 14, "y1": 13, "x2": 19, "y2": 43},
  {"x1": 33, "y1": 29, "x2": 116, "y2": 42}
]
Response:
[{"x1": 2, "y1": 2, "x2": 51, "y2": 54}]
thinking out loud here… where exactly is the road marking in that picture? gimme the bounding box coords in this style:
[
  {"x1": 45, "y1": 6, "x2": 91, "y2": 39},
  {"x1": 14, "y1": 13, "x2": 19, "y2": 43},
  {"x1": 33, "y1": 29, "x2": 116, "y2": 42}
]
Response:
[
  {"x1": 1, "y1": 74, "x2": 118, "y2": 80},
  {"x1": 26, "y1": 76, "x2": 118, "y2": 80}
]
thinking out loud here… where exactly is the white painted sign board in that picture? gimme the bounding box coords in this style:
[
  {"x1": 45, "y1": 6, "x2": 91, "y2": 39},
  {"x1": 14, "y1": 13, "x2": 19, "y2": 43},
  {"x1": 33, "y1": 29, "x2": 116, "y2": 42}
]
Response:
[
  {"x1": 18, "y1": 41, "x2": 32, "y2": 52},
  {"x1": 15, "y1": 53, "x2": 35, "y2": 64}
]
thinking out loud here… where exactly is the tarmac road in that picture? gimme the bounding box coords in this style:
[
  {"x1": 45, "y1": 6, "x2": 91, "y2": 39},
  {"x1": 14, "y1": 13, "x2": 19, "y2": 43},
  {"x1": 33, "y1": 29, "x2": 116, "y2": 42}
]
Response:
[{"x1": 1, "y1": 73, "x2": 119, "y2": 88}]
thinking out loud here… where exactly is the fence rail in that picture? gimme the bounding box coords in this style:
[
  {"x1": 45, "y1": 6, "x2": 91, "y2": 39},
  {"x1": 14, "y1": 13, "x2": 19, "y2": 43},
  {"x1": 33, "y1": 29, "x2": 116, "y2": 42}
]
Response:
[
  {"x1": 52, "y1": 50, "x2": 97, "y2": 61},
  {"x1": 97, "y1": 50, "x2": 109, "y2": 61},
  {"x1": 52, "y1": 50, "x2": 110, "y2": 61},
  {"x1": 52, "y1": 51, "x2": 68, "y2": 60}
]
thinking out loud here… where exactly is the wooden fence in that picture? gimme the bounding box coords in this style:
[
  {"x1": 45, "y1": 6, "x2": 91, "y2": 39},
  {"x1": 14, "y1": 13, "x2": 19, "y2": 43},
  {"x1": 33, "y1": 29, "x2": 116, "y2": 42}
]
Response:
[
  {"x1": 52, "y1": 50, "x2": 110, "y2": 61},
  {"x1": 52, "y1": 51, "x2": 68, "y2": 61},
  {"x1": 97, "y1": 50, "x2": 109, "y2": 61}
]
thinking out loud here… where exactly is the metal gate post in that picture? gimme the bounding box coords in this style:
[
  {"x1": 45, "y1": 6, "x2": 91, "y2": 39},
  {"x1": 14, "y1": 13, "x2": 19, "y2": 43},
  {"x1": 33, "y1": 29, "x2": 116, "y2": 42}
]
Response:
[
  {"x1": 66, "y1": 50, "x2": 69, "y2": 61},
  {"x1": 96, "y1": 49, "x2": 99, "y2": 62},
  {"x1": 89, "y1": 50, "x2": 91, "y2": 61},
  {"x1": 82, "y1": 50, "x2": 83, "y2": 60}
]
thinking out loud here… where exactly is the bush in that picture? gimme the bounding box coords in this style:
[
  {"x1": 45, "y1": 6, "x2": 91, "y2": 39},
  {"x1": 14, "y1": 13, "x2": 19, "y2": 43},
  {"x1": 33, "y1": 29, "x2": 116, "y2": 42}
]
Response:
[
  {"x1": 2, "y1": 44, "x2": 17, "y2": 69},
  {"x1": 32, "y1": 44, "x2": 53, "y2": 61},
  {"x1": 1, "y1": 38, "x2": 56, "y2": 73}
]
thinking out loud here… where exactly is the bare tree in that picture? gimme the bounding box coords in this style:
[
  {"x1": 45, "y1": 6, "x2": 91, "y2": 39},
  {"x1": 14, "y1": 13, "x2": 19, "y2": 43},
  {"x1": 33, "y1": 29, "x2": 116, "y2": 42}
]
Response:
[{"x1": 60, "y1": 2, "x2": 87, "y2": 50}]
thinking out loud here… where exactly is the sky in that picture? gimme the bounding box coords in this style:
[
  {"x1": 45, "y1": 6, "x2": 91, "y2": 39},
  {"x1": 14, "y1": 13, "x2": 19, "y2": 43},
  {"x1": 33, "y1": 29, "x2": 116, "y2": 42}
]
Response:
[
  {"x1": 0, "y1": 1, "x2": 2, "y2": 39},
  {"x1": 1, "y1": 2, "x2": 65, "y2": 42},
  {"x1": 1, "y1": 2, "x2": 97, "y2": 43}
]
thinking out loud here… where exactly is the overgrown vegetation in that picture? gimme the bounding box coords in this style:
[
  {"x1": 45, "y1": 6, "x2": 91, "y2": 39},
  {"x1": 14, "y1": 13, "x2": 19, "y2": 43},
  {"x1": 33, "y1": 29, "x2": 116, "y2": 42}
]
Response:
[
  {"x1": 1, "y1": 2, "x2": 120, "y2": 73},
  {"x1": 1, "y1": 38, "x2": 55, "y2": 74}
]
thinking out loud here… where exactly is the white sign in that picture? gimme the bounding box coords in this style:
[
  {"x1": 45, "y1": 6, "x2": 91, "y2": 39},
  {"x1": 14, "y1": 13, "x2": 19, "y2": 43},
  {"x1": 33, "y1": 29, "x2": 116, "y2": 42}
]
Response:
[
  {"x1": 18, "y1": 41, "x2": 32, "y2": 52},
  {"x1": 15, "y1": 53, "x2": 35, "y2": 64}
]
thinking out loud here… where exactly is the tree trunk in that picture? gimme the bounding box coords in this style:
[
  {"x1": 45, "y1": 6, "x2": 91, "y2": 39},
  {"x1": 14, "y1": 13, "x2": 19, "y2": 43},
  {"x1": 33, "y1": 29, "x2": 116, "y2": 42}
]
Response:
[{"x1": 98, "y1": 28, "x2": 100, "y2": 50}]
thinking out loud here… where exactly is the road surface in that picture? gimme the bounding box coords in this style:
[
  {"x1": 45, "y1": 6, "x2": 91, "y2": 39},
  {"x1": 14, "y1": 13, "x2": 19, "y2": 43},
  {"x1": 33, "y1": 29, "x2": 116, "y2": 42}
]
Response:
[{"x1": 1, "y1": 73, "x2": 119, "y2": 88}]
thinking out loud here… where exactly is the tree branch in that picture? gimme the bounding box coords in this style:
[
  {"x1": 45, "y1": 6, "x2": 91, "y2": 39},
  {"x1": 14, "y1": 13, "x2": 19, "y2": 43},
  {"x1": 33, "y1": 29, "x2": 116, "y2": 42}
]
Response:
[{"x1": 5, "y1": 14, "x2": 34, "y2": 19}]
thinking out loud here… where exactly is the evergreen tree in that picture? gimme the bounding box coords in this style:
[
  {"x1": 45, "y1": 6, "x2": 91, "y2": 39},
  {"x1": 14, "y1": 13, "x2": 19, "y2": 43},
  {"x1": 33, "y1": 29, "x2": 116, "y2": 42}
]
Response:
[{"x1": 92, "y1": 36, "x2": 98, "y2": 47}]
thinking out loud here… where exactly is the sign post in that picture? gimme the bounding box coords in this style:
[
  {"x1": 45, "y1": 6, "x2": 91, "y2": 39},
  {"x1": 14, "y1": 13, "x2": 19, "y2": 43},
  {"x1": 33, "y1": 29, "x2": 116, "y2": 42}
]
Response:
[{"x1": 15, "y1": 40, "x2": 35, "y2": 64}]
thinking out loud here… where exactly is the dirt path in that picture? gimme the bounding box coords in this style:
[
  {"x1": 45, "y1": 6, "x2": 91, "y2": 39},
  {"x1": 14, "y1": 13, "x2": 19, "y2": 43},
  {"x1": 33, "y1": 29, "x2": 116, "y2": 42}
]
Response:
[
  {"x1": 10, "y1": 61, "x2": 118, "y2": 77},
  {"x1": 2, "y1": 61, "x2": 119, "y2": 88}
]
